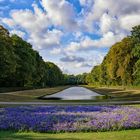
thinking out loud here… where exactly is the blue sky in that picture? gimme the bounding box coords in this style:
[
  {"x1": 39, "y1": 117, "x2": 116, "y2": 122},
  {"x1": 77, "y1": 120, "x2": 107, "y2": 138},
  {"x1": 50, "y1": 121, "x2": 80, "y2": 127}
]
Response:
[{"x1": 0, "y1": 0, "x2": 140, "y2": 74}]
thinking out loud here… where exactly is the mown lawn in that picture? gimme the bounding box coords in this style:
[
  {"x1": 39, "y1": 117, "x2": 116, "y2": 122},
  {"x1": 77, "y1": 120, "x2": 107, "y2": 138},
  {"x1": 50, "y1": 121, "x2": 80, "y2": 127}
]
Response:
[
  {"x1": 84, "y1": 85, "x2": 140, "y2": 101},
  {"x1": 0, "y1": 129, "x2": 140, "y2": 140},
  {"x1": 0, "y1": 86, "x2": 70, "y2": 102}
]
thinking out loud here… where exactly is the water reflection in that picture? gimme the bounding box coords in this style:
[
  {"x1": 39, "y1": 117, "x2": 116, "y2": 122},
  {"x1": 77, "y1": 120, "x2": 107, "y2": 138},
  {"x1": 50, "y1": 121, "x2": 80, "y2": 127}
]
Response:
[{"x1": 44, "y1": 87, "x2": 109, "y2": 100}]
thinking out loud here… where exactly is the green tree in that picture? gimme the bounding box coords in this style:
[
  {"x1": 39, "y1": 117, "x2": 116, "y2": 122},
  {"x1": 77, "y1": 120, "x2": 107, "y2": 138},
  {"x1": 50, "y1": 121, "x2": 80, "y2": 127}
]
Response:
[
  {"x1": 105, "y1": 37, "x2": 134, "y2": 86},
  {"x1": 45, "y1": 62, "x2": 64, "y2": 87},
  {"x1": 0, "y1": 26, "x2": 16, "y2": 87},
  {"x1": 87, "y1": 25, "x2": 140, "y2": 87},
  {"x1": 87, "y1": 65, "x2": 101, "y2": 86},
  {"x1": 11, "y1": 35, "x2": 37, "y2": 87},
  {"x1": 131, "y1": 25, "x2": 140, "y2": 85}
]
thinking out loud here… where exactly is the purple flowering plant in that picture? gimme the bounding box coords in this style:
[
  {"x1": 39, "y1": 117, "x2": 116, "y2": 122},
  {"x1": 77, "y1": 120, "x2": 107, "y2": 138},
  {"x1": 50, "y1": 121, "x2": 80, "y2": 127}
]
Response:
[{"x1": 0, "y1": 105, "x2": 140, "y2": 132}]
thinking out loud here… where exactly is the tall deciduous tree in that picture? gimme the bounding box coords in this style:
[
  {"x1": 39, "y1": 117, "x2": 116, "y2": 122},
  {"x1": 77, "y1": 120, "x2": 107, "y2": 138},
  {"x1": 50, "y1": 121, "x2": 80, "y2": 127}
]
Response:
[
  {"x1": 0, "y1": 26, "x2": 16, "y2": 86},
  {"x1": 87, "y1": 25, "x2": 140, "y2": 87},
  {"x1": 131, "y1": 25, "x2": 140, "y2": 85}
]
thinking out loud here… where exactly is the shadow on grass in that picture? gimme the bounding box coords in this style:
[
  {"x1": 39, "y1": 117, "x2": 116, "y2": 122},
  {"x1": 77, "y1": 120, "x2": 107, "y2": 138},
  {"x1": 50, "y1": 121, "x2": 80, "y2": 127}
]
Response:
[{"x1": 0, "y1": 131, "x2": 79, "y2": 140}]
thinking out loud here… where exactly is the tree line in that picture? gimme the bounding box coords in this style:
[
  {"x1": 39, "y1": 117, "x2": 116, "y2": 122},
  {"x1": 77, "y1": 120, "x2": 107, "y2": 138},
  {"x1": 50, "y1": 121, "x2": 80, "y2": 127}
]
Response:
[
  {"x1": 1, "y1": 25, "x2": 139, "y2": 88},
  {"x1": 0, "y1": 25, "x2": 65, "y2": 88},
  {"x1": 86, "y1": 25, "x2": 140, "y2": 87},
  {"x1": 0, "y1": 25, "x2": 88, "y2": 88},
  {"x1": 64, "y1": 73, "x2": 88, "y2": 85}
]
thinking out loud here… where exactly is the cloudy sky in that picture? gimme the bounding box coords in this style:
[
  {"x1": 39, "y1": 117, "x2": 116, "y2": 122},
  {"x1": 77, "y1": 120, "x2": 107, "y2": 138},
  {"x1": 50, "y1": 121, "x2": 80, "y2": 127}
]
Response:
[{"x1": 0, "y1": 0, "x2": 140, "y2": 74}]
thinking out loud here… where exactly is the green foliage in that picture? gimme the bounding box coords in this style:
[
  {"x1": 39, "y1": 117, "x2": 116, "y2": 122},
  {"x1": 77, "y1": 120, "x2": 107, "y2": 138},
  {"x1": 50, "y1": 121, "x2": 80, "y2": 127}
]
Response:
[
  {"x1": 76, "y1": 73, "x2": 88, "y2": 85},
  {"x1": 0, "y1": 25, "x2": 64, "y2": 88},
  {"x1": 131, "y1": 25, "x2": 140, "y2": 85},
  {"x1": 86, "y1": 65, "x2": 101, "y2": 86},
  {"x1": 64, "y1": 73, "x2": 88, "y2": 85},
  {"x1": 87, "y1": 24, "x2": 140, "y2": 87},
  {"x1": 11, "y1": 35, "x2": 37, "y2": 87},
  {"x1": 106, "y1": 37, "x2": 133, "y2": 85},
  {"x1": 63, "y1": 74, "x2": 78, "y2": 85},
  {"x1": 0, "y1": 26, "x2": 17, "y2": 86},
  {"x1": 1, "y1": 24, "x2": 140, "y2": 88},
  {"x1": 45, "y1": 62, "x2": 64, "y2": 87}
]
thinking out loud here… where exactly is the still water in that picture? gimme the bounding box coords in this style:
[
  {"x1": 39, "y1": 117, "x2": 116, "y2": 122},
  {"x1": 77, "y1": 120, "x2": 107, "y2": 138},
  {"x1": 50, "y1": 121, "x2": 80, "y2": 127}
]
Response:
[{"x1": 44, "y1": 86, "x2": 107, "y2": 100}]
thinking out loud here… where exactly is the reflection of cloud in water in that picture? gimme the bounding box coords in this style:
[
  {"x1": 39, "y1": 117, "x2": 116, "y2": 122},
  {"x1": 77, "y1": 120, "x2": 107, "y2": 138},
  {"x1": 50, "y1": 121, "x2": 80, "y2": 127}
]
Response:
[{"x1": 44, "y1": 87, "x2": 105, "y2": 100}]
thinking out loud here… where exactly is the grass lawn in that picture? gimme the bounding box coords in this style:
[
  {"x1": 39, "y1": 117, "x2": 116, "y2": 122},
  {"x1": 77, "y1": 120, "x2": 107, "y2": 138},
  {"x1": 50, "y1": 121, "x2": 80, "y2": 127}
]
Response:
[
  {"x1": 0, "y1": 129, "x2": 140, "y2": 140},
  {"x1": 0, "y1": 86, "x2": 70, "y2": 102},
  {"x1": 0, "y1": 85, "x2": 140, "y2": 104},
  {"x1": 84, "y1": 85, "x2": 140, "y2": 101}
]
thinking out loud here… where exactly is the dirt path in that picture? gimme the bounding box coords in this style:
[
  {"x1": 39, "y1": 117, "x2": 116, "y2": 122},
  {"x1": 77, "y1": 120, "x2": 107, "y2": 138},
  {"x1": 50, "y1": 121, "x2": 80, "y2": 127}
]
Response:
[{"x1": 0, "y1": 101, "x2": 140, "y2": 105}]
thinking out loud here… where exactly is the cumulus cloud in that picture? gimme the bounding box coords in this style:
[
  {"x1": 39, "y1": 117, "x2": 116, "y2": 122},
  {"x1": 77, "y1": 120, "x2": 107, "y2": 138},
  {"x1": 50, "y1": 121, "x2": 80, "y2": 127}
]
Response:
[
  {"x1": 1, "y1": 0, "x2": 79, "y2": 50},
  {"x1": 66, "y1": 32, "x2": 125, "y2": 52},
  {"x1": 1, "y1": 18, "x2": 15, "y2": 27},
  {"x1": 82, "y1": 0, "x2": 140, "y2": 32},
  {"x1": 41, "y1": 0, "x2": 77, "y2": 30},
  {"x1": 2, "y1": 0, "x2": 139, "y2": 51},
  {"x1": 50, "y1": 48, "x2": 62, "y2": 55},
  {"x1": 120, "y1": 14, "x2": 140, "y2": 30},
  {"x1": 1, "y1": 3, "x2": 64, "y2": 49},
  {"x1": 28, "y1": 29, "x2": 63, "y2": 49},
  {"x1": 58, "y1": 50, "x2": 106, "y2": 74},
  {"x1": 10, "y1": 4, "x2": 50, "y2": 33},
  {"x1": 0, "y1": 0, "x2": 140, "y2": 74},
  {"x1": 60, "y1": 55, "x2": 85, "y2": 63},
  {"x1": 100, "y1": 13, "x2": 114, "y2": 34},
  {"x1": 75, "y1": 62, "x2": 92, "y2": 68},
  {"x1": 79, "y1": 0, "x2": 93, "y2": 7},
  {"x1": 10, "y1": 29, "x2": 25, "y2": 38}
]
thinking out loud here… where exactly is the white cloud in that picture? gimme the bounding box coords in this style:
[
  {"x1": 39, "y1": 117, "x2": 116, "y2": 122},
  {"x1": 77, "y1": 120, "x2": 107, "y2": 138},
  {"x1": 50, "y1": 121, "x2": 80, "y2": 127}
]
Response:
[
  {"x1": 60, "y1": 54, "x2": 85, "y2": 63},
  {"x1": 79, "y1": 0, "x2": 87, "y2": 6},
  {"x1": 83, "y1": 0, "x2": 110, "y2": 31},
  {"x1": 100, "y1": 13, "x2": 113, "y2": 34},
  {"x1": 66, "y1": 32, "x2": 125, "y2": 52},
  {"x1": 75, "y1": 62, "x2": 92, "y2": 68},
  {"x1": 10, "y1": 29, "x2": 25, "y2": 38},
  {"x1": 2, "y1": 3, "x2": 64, "y2": 50},
  {"x1": 82, "y1": 0, "x2": 140, "y2": 32},
  {"x1": 1, "y1": 1, "x2": 78, "y2": 50},
  {"x1": 10, "y1": 4, "x2": 50, "y2": 33},
  {"x1": 79, "y1": 0, "x2": 93, "y2": 7},
  {"x1": 58, "y1": 50, "x2": 106, "y2": 74},
  {"x1": 120, "y1": 14, "x2": 140, "y2": 30},
  {"x1": 2, "y1": 0, "x2": 139, "y2": 52},
  {"x1": 50, "y1": 48, "x2": 62, "y2": 55},
  {"x1": 1, "y1": 0, "x2": 140, "y2": 74},
  {"x1": 1, "y1": 18, "x2": 15, "y2": 27},
  {"x1": 94, "y1": 32, "x2": 125, "y2": 47},
  {"x1": 29, "y1": 29, "x2": 63, "y2": 49},
  {"x1": 41, "y1": 0, "x2": 77, "y2": 30}
]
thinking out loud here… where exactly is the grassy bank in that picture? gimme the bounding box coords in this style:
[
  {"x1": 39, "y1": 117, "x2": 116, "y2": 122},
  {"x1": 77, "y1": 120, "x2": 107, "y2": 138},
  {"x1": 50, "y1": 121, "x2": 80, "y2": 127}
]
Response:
[
  {"x1": 0, "y1": 86, "x2": 70, "y2": 102},
  {"x1": 1, "y1": 85, "x2": 140, "y2": 104},
  {"x1": 84, "y1": 85, "x2": 140, "y2": 100},
  {"x1": 0, "y1": 129, "x2": 140, "y2": 140}
]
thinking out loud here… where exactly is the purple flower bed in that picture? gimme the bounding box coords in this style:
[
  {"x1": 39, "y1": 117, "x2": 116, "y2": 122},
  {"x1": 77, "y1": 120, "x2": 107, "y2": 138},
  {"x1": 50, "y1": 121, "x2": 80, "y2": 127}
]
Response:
[{"x1": 0, "y1": 105, "x2": 140, "y2": 132}]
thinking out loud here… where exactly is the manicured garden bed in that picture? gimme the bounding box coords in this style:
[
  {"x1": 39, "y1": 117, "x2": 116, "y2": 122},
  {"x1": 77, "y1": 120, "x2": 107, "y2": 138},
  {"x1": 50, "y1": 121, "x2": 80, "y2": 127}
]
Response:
[{"x1": 0, "y1": 105, "x2": 140, "y2": 132}]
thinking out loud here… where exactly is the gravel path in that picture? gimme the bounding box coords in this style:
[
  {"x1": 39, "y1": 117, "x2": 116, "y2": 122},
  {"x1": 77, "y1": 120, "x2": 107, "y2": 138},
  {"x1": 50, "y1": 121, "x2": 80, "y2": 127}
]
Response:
[{"x1": 0, "y1": 101, "x2": 140, "y2": 105}]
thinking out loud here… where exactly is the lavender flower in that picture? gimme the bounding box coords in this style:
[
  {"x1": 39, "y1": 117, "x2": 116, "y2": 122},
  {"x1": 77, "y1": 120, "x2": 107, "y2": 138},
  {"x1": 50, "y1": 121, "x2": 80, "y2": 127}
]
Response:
[{"x1": 0, "y1": 105, "x2": 139, "y2": 132}]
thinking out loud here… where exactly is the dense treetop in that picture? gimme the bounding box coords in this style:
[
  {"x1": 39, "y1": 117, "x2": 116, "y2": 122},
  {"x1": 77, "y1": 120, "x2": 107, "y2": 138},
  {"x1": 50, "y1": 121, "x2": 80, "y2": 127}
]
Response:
[
  {"x1": 0, "y1": 25, "x2": 65, "y2": 87},
  {"x1": 86, "y1": 25, "x2": 140, "y2": 87},
  {"x1": 0, "y1": 25, "x2": 140, "y2": 88}
]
